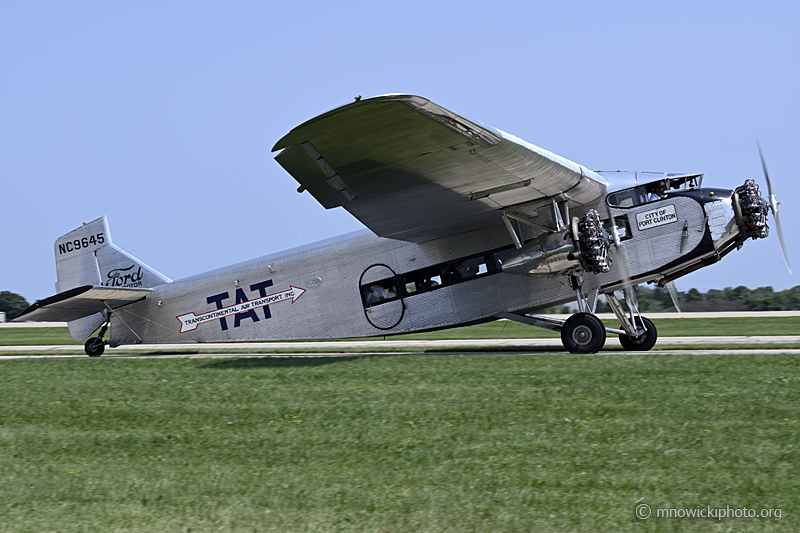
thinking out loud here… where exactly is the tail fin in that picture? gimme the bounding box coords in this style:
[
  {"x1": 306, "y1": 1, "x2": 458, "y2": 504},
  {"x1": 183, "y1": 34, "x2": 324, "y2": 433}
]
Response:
[
  {"x1": 53, "y1": 216, "x2": 170, "y2": 341},
  {"x1": 54, "y1": 216, "x2": 171, "y2": 292}
]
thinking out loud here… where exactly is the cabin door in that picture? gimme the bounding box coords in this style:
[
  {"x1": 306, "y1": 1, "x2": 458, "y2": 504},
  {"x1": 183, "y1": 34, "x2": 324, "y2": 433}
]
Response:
[{"x1": 359, "y1": 264, "x2": 404, "y2": 330}]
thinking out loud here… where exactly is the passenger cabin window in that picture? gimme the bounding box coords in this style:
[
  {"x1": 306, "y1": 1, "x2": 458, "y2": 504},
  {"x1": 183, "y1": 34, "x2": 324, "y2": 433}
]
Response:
[
  {"x1": 492, "y1": 247, "x2": 518, "y2": 270},
  {"x1": 404, "y1": 266, "x2": 443, "y2": 295},
  {"x1": 443, "y1": 256, "x2": 488, "y2": 283},
  {"x1": 363, "y1": 280, "x2": 399, "y2": 305},
  {"x1": 359, "y1": 245, "x2": 513, "y2": 308},
  {"x1": 604, "y1": 216, "x2": 632, "y2": 241}
]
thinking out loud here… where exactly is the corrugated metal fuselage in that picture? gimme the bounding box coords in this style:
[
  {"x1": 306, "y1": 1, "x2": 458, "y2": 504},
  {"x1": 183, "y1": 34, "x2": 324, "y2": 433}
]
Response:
[
  {"x1": 110, "y1": 225, "x2": 566, "y2": 345},
  {"x1": 107, "y1": 191, "x2": 723, "y2": 346}
]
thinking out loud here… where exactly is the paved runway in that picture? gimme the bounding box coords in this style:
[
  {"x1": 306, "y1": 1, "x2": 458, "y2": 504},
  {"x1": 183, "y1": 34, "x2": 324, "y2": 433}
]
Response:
[
  {"x1": 0, "y1": 335, "x2": 800, "y2": 353},
  {"x1": 2, "y1": 312, "x2": 798, "y2": 358},
  {"x1": 2, "y1": 349, "x2": 800, "y2": 360},
  {"x1": 2, "y1": 335, "x2": 799, "y2": 359},
  {"x1": 2, "y1": 335, "x2": 800, "y2": 352}
]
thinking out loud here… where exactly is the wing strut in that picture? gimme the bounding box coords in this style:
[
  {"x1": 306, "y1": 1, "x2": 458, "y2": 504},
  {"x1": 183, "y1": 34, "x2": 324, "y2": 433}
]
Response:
[{"x1": 501, "y1": 207, "x2": 560, "y2": 250}]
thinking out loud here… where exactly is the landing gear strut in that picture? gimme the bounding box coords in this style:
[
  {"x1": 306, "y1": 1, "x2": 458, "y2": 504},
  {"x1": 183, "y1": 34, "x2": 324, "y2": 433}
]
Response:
[
  {"x1": 618, "y1": 316, "x2": 658, "y2": 351},
  {"x1": 605, "y1": 290, "x2": 658, "y2": 351}
]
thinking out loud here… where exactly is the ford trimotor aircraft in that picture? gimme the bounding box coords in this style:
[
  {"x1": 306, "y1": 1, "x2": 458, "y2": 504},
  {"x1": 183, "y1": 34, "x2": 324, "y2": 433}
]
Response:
[{"x1": 14, "y1": 95, "x2": 790, "y2": 356}]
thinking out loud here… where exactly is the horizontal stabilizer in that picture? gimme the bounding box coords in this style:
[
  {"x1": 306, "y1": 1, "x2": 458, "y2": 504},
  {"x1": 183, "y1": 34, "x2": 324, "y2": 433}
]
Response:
[{"x1": 12, "y1": 285, "x2": 152, "y2": 323}]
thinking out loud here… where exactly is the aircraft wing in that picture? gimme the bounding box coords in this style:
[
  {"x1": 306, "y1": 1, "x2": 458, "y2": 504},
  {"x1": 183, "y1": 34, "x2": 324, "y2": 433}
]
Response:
[
  {"x1": 273, "y1": 94, "x2": 608, "y2": 242},
  {"x1": 12, "y1": 285, "x2": 152, "y2": 322}
]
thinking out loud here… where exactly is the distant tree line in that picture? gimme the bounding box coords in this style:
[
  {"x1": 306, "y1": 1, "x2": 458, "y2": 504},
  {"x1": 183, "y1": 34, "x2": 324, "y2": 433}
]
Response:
[
  {"x1": 547, "y1": 285, "x2": 800, "y2": 314},
  {"x1": 0, "y1": 291, "x2": 30, "y2": 319}
]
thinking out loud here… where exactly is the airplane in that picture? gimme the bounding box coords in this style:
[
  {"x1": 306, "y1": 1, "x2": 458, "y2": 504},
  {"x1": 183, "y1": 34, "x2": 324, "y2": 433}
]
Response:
[{"x1": 12, "y1": 94, "x2": 790, "y2": 356}]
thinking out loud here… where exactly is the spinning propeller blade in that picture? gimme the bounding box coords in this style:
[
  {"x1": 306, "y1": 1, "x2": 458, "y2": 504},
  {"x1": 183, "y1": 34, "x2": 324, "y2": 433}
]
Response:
[
  {"x1": 604, "y1": 204, "x2": 634, "y2": 296},
  {"x1": 666, "y1": 281, "x2": 681, "y2": 315},
  {"x1": 757, "y1": 141, "x2": 791, "y2": 275}
]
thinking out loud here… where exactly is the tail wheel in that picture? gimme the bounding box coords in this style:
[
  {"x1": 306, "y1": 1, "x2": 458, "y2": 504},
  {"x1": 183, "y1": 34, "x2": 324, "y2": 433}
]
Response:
[
  {"x1": 84, "y1": 337, "x2": 105, "y2": 357},
  {"x1": 561, "y1": 313, "x2": 606, "y2": 354},
  {"x1": 618, "y1": 316, "x2": 657, "y2": 351}
]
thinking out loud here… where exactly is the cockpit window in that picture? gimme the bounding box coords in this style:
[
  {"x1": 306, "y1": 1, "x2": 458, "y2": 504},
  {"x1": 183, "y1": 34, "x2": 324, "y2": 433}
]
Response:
[
  {"x1": 606, "y1": 175, "x2": 701, "y2": 209},
  {"x1": 607, "y1": 181, "x2": 669, "y2": 208},
  {"x1": 606, "y1": 186, "x2": 648, "y2": 208}
]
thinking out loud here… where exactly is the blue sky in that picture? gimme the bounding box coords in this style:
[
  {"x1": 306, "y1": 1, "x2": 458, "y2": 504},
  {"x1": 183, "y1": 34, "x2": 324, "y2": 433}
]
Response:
[{"x1": 2, "y1": 1, "x2": 797, "y2": 302}]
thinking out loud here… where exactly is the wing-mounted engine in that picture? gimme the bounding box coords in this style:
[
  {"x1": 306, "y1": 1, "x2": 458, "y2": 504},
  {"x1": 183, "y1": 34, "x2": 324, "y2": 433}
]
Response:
[
  {"x1": 498, "y1": 202, "x2": 613, "y2": 278},
  {"x1": 569, "y1": 209, "x2": 611, "y2": 274}
]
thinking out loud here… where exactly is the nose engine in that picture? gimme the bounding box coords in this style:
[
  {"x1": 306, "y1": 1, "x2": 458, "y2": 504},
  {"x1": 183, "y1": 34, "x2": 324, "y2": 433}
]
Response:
[{"x1": 734, "y1": 179, "x2": 770, "y2": 241}]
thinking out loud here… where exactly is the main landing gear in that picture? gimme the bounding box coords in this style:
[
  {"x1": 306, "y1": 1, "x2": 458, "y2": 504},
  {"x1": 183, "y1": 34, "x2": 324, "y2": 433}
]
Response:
[
  {"x1": 499, "y1": 276, "x2": 659, "y2": 354},
  {"x1": 559, "y1": 292, "x2": 658, "y2": 353},
  {"x1": 561, "y1": 313, "x2": 606, "y2": 353},
  {"x1": 558, "y1": 310, "x2": 656, "y2": 353}
]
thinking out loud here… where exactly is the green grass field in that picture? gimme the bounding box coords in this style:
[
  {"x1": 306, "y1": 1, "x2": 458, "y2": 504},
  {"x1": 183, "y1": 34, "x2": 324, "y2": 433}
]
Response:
[
  {"x1": 2, "y1": 316, "x2": 799, "y2": 346},
  {"x1": 0, "y1": 352, "x2": 798, "y2": 532}
]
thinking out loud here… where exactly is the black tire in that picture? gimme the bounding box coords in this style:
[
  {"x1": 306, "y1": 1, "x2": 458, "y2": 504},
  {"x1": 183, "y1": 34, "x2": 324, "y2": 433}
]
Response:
[
  {"x1": 618, "y1": 316, "x2": 657, "y2": 351},
  {"x1": 561, "y1": 313, "x2": 607, "y2": 354},
  {"x1": 84, "y1": 337, "x2": 105, "y2": 357}
]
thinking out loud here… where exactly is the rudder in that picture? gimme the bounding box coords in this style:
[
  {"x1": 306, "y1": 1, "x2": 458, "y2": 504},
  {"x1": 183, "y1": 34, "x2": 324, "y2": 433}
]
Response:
[{"x1": 54, "y1": 216, "x2": 170, "y2": 292}]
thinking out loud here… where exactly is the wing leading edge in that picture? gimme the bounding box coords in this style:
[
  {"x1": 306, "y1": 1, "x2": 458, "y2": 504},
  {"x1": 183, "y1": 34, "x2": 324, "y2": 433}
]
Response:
[{"x1": 273, "y1": 94, "x2": 607, "y2": 242}]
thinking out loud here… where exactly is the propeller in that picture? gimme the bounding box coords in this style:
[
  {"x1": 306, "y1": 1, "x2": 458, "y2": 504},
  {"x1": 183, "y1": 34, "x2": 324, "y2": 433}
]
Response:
[
  {"x1": 757, "y1": 141, "x2": 792, "y2": 275},
  {"x1": 604, "y1": 204, "x2": 637, "y2": 310},
  {"x1": 665, "y1": 281, "x2": 681, "y2": 315}
]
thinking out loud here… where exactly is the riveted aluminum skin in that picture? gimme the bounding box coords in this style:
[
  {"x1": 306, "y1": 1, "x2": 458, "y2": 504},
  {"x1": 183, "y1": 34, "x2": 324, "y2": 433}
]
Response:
[
  {"x1": 704, "y1": 198, "x2": 739, "y2": 249},
  {"x1": 103, "y1": 190, "x2": 720, "y2": 346},
  {"x1": 592, "y1": 195, "x2": 711, "y2": 289},
  {"x1": 105, "y1": 222, "x2": 581, "y2": 345}
]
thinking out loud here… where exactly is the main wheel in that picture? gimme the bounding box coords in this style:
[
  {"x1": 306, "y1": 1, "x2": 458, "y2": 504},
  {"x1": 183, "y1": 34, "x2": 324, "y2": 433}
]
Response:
[
  {"x1": 618, "y1": 316, "x2": 657, "y2": 351},
  {"x1": 84, "y1": 337, "x2": 105, "y2": 357},
  {"x1": 561, "y1": 313, "x2": 607, "y2": 354}
]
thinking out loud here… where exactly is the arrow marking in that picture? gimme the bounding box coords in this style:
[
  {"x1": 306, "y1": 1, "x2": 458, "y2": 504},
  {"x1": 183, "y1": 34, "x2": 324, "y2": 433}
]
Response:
[{"x1": 177, "y1": 285, "x2": 306, "y2": 333}]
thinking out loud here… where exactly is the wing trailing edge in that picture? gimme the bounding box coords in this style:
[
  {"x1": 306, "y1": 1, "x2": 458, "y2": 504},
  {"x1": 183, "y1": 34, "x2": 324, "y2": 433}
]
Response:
[{"x1": 12, "y1": 285, "x2": 152, "y2": 323}]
